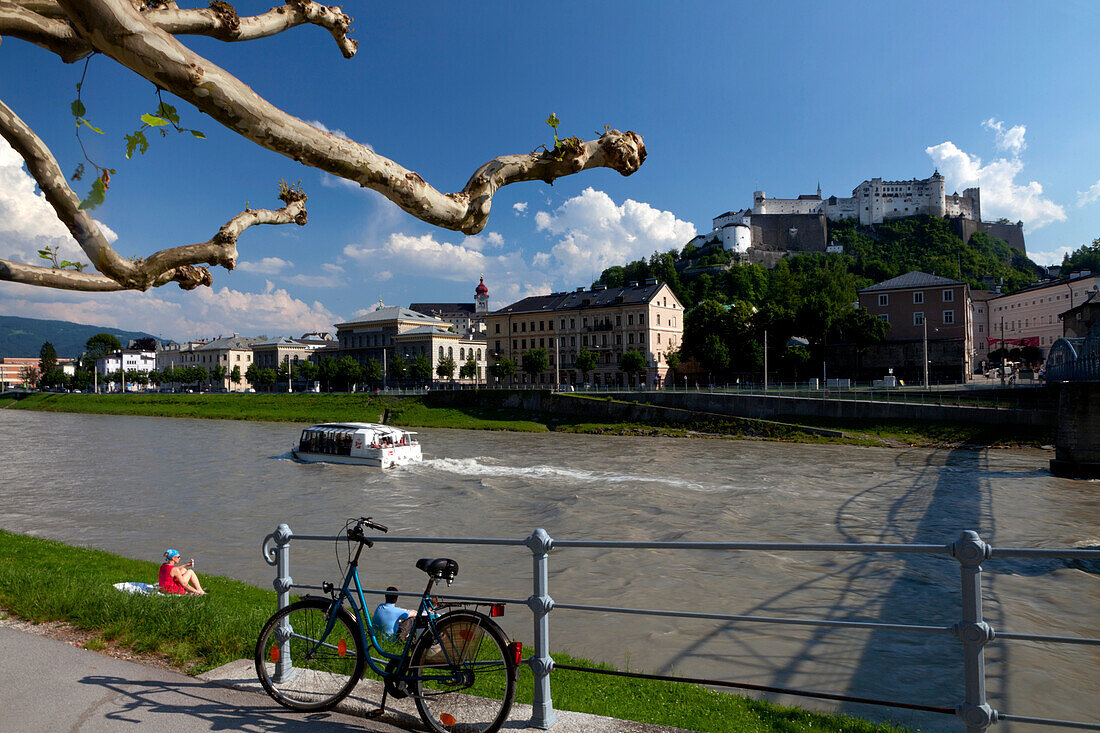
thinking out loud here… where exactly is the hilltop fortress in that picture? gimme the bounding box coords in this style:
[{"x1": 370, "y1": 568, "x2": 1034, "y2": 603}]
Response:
[{"x1": 696, "y1": 171, "x2": 1026, "y2": 263}]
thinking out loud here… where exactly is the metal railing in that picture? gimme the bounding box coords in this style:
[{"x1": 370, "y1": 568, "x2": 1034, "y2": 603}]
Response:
[{"x1": 262, "y1": 526, "x2": 1099, "y2": 732}]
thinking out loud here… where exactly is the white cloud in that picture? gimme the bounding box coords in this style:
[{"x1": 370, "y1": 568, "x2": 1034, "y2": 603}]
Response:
[
  {"x1": 534, "y1": 187, "x2": 696, "y2": 281},
  {"x1": 284, "y1": 273, "x2": 342, "y2": 288},
  {"x1": 237, "y1": 256, "x2": 292, "y2": 275},
  {"x1": 982, "y1": 118, "x2": 1027, "y2": 156},
  {"x1": 926, "y1": 121, "x2": 1066, "y2": 231},
  {"x1": 1076, "y1": 179, "x2": 1100, "y2": 208},
  {"x1": 377, "y1": 270, "x2": 393, "y2": 281},
  {"x1": 344, "y1": 233, "x2": 493, "y2": 281},
  {"x1": 462, "y1": 231, "x2": 505, "y2": 252},
  {"x1": 0, "y1": 277, "x2": 337, "y2": 342},
  {"x1": 0, "y1": 137, "x2": 118, "y2": 270},
  {"x1": 513, "y1": 202, "x2": 528, "y2": 215},
  {"x1": 1027, "y1": 245, "x2": 1077, "y2": 267}
]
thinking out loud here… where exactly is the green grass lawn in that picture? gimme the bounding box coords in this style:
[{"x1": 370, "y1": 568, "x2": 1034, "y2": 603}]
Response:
[
  {"x1": 6, "y1": 391, "x2": 1039, "y2": 449},
  {"x1": 0, "y1": 530, "x2": 914, "y2": 732}
]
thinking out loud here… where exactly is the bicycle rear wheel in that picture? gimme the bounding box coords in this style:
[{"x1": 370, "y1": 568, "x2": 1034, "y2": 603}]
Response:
[
  {"x1": 411, "y1": 610, "x2": 516, "y2": 733},
  {"x1": 254, "y1": 598, "x2": 365, "y2": 711}
]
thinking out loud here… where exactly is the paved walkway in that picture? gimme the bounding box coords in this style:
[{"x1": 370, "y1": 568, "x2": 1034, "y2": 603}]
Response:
[{"x1": 0, "y1": 625, "x2": 693, "y2": 732}]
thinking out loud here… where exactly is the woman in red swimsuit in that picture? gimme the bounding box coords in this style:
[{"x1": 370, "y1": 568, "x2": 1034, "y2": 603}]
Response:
[{"x1": 159, "y1": 549, "x2": 207, "y2": 595}]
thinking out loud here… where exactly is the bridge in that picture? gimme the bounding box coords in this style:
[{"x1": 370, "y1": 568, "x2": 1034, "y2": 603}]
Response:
[{"x1": 1045, "y1": 324, "x2": 1100, "y2": 478}]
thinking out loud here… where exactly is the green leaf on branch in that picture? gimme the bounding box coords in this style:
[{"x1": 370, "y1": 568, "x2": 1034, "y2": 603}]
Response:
[
  {"x1": 189, "y1": 130, "x2": 206, "y2": 139},
  {"x1": 155, "y1": 102, "x2": 180, "y2": 125},
  {"x1": 70, "y1": 99, "x2": 86, "y2": 118},
  {"x1": 141, "y1": 113, "x2": 170, "y2": 127},
  {"x1": 77, "y1": 118, "x2": 104, "y2": 134},
  {"x1": 78, "y1": 174, "x2": 107, "y2": 210},
  {"x1": 124, "y1": 130, "x2": 149, "y2": 159}
]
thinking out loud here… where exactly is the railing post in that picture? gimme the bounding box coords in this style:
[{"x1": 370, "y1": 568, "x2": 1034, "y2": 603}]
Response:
[
  {"x1": 272, "y1": 523, "x2": 295, "y2": 683},
  {"x1": 950, "y1": 530, "x2": 997, "y2": 733},
  {"x1": 525, "y1": 528, "x2": 557, "y2": 729}
]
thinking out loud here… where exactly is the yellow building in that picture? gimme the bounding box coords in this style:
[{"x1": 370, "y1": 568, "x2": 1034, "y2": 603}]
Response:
[{"x1": 484, "y1": 279, "x2": 684, "y2": 388}]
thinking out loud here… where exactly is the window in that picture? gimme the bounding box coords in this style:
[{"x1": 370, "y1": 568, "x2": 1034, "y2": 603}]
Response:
[
  {"x1": 560, "y1": 320, "x2": 565, "y2": 330},
  {"x1": 439, "y1": 346, "x2": 444, "y2": 358},
  {"x1": 539, "y1": 321, "x2": 544, "y2": 331},
  {"x1": 539, "y1": 338, "x2": 545, "y2": 348},
  {"x1": 657, "y1": 313, "x2": 661, "y2": 325},
  {"x1": 628, "y1": 314, "x2": 634, "y2": 325},
  {"x1": 512, "y1": 323, "x2": 517, "y2": 333},
  {"x1": 495, "y1": 340, "x2": 501, "y2": 351},
  {"x1": 512, "y1": 340, "x2": 517, "y2": 349},
  {"x1": 521, "y1": 339, "x2": 526, "y2": 349},
  {"x1": 628, "y1": 333, "x2": 634, "y2": 344},
  {"x1": 583, "y1": 317, "x2": 588, "y2": 327},
  {"x1": 530, "y1": 322, "x2": 535, "y2": 332},
  {"x1": 570, "y1": 336, "x2": 575, "y2": 346},
  {"x1": 616, "y1": 315, "x2": 621, "y2": 326},
  {"x1": 521, "y1": 322, "x2": 526, "y2": 332},
  {"x1": 878, "y1": 314, "x2": 889, "y2": 323},
  {"x1": 913, "y1": 291, "x2": 924, "y2": 304},
  {"x1": 570, "y1": 319, "x2": 575, "y2": 329},
  {"x1": 913, "y1": 312, "x2": 924, "y2": 326},
  {"x1": 878, "y1": 294, "x2": 889, "y2": 306},
  {"x1": 943, "y1": 310, "x2": 955, "y2": 325},
  {"x1": 495, "y1": 324, "x2": 501, "y2": 334},
  {"x1": 942, "y1": 289, "x2": 954, "y2": 302}
]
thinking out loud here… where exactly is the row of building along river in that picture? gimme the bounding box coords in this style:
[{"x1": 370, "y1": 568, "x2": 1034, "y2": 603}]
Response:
[{"x1": 0, "y1": 410, "x2": 1096, "y2": 731}]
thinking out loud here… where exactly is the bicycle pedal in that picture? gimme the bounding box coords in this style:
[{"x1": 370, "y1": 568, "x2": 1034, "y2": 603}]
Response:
[{"x1": 365, "y1": 708, "x2": 385, "y2": 719}]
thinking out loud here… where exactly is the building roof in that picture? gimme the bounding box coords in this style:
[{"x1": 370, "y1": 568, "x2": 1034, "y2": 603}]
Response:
[
  {"x1": 335, "y1": 306, "x2": 447, "y2": 328},
  {"x1": 195, "y1": 335, "x2": 263, "y2": 351},
  {"x1": 409, "y1": 303, "x2": 476, "y2": 316},
  {"x1": 493, "y1": 281, "x2": 670, "y2": 316},
  {"x1": 860, "y1": 271, "x2": 963, "y2": 293},
  {"x1": 395, "y1": 326, "x2": 458, "y2": 338}
]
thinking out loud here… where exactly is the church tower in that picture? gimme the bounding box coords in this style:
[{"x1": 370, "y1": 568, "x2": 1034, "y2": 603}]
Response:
[{"x1": 475, "y1": 276, "x2": 489, "y2": 313}]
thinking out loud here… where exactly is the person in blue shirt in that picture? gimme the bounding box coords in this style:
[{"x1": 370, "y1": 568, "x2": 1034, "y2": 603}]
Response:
[{"x1": 373, "y1": 586, "x2": 416, "y2": 637}]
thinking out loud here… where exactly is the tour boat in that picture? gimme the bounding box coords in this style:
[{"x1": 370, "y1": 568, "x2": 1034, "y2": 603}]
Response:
[{"x1": 292, "y1": 422, "x2": 422, "y2": 468}]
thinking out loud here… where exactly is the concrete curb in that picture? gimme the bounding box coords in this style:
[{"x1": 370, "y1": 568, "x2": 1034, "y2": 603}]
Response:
[{"x1": 201, "y1": 658, "x2": 698, "y2": 733}]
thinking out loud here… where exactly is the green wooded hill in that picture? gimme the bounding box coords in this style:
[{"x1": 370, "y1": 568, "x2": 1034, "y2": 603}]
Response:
[
  {"x1": 0, "y1": 315, "x2": 157, "y2": 358},
  {"x1": 596, "y1": 215, "x2": 1046, "y2": 379}
]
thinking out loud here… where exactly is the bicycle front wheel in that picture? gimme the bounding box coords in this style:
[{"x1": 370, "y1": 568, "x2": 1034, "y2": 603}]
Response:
[
  {"x1": 254, "y1": 598, "x2": 365, "y2": 711},
  {"x1": 411, "y1": 610, "x2": 516, "y2": 733}
]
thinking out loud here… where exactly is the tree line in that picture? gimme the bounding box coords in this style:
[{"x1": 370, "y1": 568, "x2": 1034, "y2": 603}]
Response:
[{"x1": 597, "y1": 215, "x2": 1053, "y2": 382}]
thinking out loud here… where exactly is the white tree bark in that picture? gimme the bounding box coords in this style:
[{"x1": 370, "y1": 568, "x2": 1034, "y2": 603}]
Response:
[{"x1": 0, "y1": 0, "x2": 647, "y2": 292}]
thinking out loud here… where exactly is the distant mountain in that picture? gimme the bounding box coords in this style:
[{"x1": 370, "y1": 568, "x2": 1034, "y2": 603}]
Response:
[{"x1": 0, "y1": 315, "x2": 159, "y2": 358}]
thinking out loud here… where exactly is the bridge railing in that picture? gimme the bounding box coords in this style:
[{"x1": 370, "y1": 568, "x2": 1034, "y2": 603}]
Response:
[{"x1": 262, "y1": 526, "x2": 1099, "y2": 732}]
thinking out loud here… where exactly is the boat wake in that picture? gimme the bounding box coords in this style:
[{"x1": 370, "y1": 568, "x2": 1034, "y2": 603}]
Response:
[{"x1": 417, "y1": 457, "x2": 731, "y2": 491}]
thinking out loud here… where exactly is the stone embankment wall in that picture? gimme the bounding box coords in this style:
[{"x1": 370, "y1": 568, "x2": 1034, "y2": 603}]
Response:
[
  {"x1": 631, "y1": 391, "x2": 1054, "y2": 427},
  {"x1": 425, "y1": 389, "x2": 1053, "y2": 430}
]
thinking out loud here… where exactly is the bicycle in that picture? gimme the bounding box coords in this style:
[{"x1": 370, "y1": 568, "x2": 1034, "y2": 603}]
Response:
[{"x1": 255, "y1": 517, "x2": 519, "y2": 733}]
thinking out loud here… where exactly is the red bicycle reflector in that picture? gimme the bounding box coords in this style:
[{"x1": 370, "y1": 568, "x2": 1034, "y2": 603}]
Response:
[
  {"x1": 338, "y1": 639, "x2": 347, "y2": 657},
  {"x1": 440, "y1": 713, "x2": 456, "y2": 726},
  {"x1": 508, "y1": 641, "x2": 523, "y2": 665},
  {"x1": 270, "y1": 645, "x2": 280, "y2": 663},
  {"x1": 490, "y1": 604, "x2": 505, "y2": 617}
]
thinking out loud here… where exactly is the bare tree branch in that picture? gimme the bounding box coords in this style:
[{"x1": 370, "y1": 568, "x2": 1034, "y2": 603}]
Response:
[
  {"x1": 0, "y1": 96, "x2": 307, "y2": 291},
  {"x1": 0, "y1": 0, "x2": 356, "y2": 62},
  {"x1": 150, "y1": 1, "x2": 357, "y2": 58},
  {"x1": 0, "y1": 3, "x2": 89, "y2": 61},
  {"x1": 54, "y1": 0, "x2": 647, "y2": 235}
]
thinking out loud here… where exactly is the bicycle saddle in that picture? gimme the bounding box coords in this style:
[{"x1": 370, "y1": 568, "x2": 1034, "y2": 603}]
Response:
[{"x1": 416, "y1": 557, "x2": 459, "y2": 581}]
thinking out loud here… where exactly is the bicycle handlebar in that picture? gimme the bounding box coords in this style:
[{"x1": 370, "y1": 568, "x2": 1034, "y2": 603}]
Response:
[{"x1": 348, "y1": 516, "x2": 389, "y2": 543}]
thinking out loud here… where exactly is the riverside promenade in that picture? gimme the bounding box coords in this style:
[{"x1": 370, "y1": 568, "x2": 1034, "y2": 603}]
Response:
[{"x1": 0, "y1": 624, "x2": 690, "y2": 732}]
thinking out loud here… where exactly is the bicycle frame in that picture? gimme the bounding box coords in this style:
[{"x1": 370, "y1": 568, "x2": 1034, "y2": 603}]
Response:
[{"x1": 309, "y1": 536, "x2": 457, "y2": 684}]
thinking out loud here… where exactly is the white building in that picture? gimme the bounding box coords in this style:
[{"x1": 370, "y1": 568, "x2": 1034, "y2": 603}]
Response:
[
  {"x1": 96, "y1": 349, "x2": 156, "y2": 390},
  {"x1": 747, "y1": 171, "x2": 978, "y2": 226}
]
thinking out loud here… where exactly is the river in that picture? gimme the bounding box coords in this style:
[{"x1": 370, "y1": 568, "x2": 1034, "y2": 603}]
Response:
[{"x1": 0, "y1": 410, "x2": 1096, "y2": 731}]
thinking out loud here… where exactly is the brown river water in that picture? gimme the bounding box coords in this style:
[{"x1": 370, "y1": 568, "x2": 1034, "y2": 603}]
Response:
[{"x1": 0, "y1": 410, "x2": 1096, "y2": 731}]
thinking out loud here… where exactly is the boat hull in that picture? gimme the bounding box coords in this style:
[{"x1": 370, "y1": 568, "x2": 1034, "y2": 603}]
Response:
[{"x1": 292, "y1": 444, "x2": 422, "y2": 468}]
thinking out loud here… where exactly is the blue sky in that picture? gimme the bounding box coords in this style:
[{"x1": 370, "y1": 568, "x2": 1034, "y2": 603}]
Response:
[{"x1": 1, "y1": 1, "x2": 1098, "y2": 341}]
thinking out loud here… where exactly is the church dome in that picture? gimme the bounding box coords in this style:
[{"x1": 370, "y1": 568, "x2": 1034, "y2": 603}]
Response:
[{"x1": 475, "y1": 277, "x2": 488, "y2": 297}]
